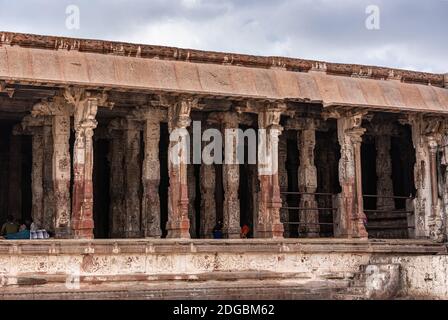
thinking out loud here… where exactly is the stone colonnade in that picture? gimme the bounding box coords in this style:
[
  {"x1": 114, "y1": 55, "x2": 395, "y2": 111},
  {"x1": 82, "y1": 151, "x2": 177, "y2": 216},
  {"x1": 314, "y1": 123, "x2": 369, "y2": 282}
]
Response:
[{"x1": 14, "y1": 91, "x2": 448, "y2": 242}]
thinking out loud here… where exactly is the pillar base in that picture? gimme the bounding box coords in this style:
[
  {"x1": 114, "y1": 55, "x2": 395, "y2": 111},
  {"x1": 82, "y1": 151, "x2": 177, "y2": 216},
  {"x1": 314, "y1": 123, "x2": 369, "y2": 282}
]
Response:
[
  {"x1": 71, "y1": 228, "x2": 94, "y2": 239},
  {"x1": 166, "y1": 220, "x2": 191, "y2": 239},
  {"x1": 256, "y1": 223, "x2": 284, "y2": 239},
  {"x1": 124, "y1": 231, "x2": 142, "y2": 239},
  {"x1": 71, "y1": 219, "x2": 94, "y2": 239},
  {"x1": 54, "y1": 227, "x2": 71, "y2": 239},
  {"x1": 225, "y1": 227, "x2": 241, "y2": 239}
]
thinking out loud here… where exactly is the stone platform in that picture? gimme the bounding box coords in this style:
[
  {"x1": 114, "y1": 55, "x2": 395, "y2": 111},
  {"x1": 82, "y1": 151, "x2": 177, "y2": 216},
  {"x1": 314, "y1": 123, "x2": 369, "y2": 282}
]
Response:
[{"x1": 0, "y1": 239, "x2": 446, "y2": 300}]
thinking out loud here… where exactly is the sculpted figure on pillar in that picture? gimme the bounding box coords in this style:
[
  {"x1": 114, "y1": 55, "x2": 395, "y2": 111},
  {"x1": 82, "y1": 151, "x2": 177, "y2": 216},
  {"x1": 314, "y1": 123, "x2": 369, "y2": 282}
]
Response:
[
  {"x1": 107, "y1": 119, "x2": 126, "y2": 238},
  {"x1": 404, "y1": 115, "x2": 445, "y2": 241},
  {"x1": 257, "y1": 102, "x2": 285, "y2": 239},
  {"x1": 64, "y1": 88, "x2": 112, "y2": 239},
  {"x1": 330, "y1": 110, "x2": 368, "y2": 239},
  {"x1": 32, "y1": 96, "x2": 73, "y2": 238},
  {"x1": 221, "y1": 112, "x2": 241, "y2": 238},
  {"x1": 371, "y1": 122, "x2": 395, "y2": 212},
  {"x1": 165, "y1": 96, "x2": 196, "y2": 238},
  {"x1": 133, "y1": 107, "x2": 167, "y2": 238},
  {"x1": 298, "y1": 119, "x2": 319, "y2": 237}
]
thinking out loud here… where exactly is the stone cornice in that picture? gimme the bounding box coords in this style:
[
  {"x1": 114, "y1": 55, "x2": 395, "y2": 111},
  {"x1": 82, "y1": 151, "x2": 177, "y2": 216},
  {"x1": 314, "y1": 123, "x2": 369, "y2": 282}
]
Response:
[{"x1": 0, "y1": 31, "x2": 444, "y2": 88}]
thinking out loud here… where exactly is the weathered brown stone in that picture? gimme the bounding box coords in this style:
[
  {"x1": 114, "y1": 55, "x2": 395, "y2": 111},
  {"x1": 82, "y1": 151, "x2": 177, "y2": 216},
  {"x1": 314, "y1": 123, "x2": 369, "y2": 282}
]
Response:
[
  {"x1": 166, "y1": 97, "x2": 195, "y2": 239},
  {"x1": 222, "y1": 113, "x2": 241, "y2": 239},
  {"x1": 334, "y1": 111, "x2": 368, "y2": 239},
  {"x1": 141, "y1": 108, "x2": 166, "y2": 238},
  {"x1": 257, "y1": 105, "x2": 285, "y2": 239},
  {"x1": 123, "y1": 119, "x2": 142, "y2": 238}
]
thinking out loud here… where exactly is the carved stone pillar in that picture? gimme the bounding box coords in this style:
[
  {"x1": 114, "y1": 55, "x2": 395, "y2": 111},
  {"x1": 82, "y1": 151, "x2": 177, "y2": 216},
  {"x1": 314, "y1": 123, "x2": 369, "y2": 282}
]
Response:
[
  {"x1": 278, "y1": 133, "x2": 289, "y2": 237},
  {"x1": 123, "y1": 119, "x2": 142, "y2": 238},
  {"x1": 373, "y1": 124, "x2": 395, "y2": 211},
  {"x1": 298, "y1": 120, "x2": 319, "y2": 237},
  {"x1": 222, "y1": 113, "x2": 241, "y2": 238},
  {"x1": 71, "y1": 98, "x2": 98, "y2": 238},
  {"x1": 187, "y1": 160, "x2": 196, "y2": 237},
  {"x1": 427, "y1": 135, "x2": 444, "y2": 241},
  {"x1": 31, "y1": 127, "x2": 45, "y2": 228},
  {"x1": 257, "y1": 105, "x2": 285, "y2": 239},
  {"x1": 166, "y1": 98, "x2": 195, "y2": 239},
  {"x1": 141, "y1": 109, "x2": 166, "y2": 238},
  {"x1": 42, "y1": 122, "x2": 54, "y2": 231},
  {"x1": 107, "y1": 119, "x2": 125, "y2": 238},
  {"x1": 30, "y1": 97, "x2": 72, "y2": 237},
  {"x1": 406, "y1": 115, "x2": 443, "y2": 240},
  {"x1": 335, "y1": 111, "x2": 368, "y2": 239},
  {"x1": 200, "y1": 163, "x2": 216, "y2": 238},
  {"x1": 65, "y1": 89, "x2": 112, "y2": 239}
]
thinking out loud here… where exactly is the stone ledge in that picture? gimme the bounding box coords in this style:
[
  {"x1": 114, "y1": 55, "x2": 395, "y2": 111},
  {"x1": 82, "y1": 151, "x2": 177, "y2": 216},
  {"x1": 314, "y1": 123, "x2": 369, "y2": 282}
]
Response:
[{"x1": 0, "y1": 239, "x2": 444, "y2": 255}]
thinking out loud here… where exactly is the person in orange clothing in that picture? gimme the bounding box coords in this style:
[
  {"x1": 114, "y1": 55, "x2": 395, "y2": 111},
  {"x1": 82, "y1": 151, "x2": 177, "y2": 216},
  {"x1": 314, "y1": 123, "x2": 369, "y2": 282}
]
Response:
[{"x1": 240, "y1": 224, "x2": 250, "y2": 239}]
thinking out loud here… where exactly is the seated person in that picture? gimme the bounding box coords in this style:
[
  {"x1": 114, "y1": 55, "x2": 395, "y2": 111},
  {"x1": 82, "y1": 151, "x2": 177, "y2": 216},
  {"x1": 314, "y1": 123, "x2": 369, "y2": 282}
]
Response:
[
  {"x1": 5, "y1": 220, "x2": 31, "y2": 240},
  {"x1": 240, "y1": 224, "x2": 250, "y2": 239},
  {"x1": 1, "y1": 215, "x2": 19, "y2": 236},
  {"x1": 212, "y1": 220, "x2": 223, "y2": 239}
]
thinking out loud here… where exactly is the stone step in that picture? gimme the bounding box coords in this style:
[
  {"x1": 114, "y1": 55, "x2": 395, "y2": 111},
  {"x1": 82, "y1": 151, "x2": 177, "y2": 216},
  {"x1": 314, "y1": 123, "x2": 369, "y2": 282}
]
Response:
[
  {"x1": 365, "y1": 212, "x2": 408, "y2": 221},
  {"x1": 0, "y1": 279, "x2": 352, "y2": 300}
]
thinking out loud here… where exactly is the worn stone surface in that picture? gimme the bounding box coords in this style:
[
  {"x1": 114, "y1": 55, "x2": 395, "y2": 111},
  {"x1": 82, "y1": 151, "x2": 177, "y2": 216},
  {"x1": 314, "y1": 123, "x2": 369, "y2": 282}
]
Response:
[
  {"x1": 298, "y1": 120, "x2": 319, "y2": 237},
  {"x1": 166, "y1": 97, "x2": 195, "y2": 239},
  {"x1": 222, "y1": 113, "x2": 241, "y2": 239},
  {"x1": 0, "y1": 239, "x2": 446, "y2": 300},
  {"x1": 335, "y1": 111, "x2": 368, "y2": 239},
  {"x1": 123, "y1": 119, "x2": 142, "y2": 238},
  {"x1": 257, "y1": 105, "x2": 285, "y2": 238},
  {"x1": 108, "y1": 120, "x2": 126, "y2": 238},
  {"x1": 141, "y1": 108, "x2": 166, "y2": 238}
]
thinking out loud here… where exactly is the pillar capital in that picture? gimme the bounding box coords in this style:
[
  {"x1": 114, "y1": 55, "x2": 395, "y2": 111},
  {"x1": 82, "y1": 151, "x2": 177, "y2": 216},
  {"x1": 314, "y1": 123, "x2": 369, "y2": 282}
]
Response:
[
  {"x1": 165, "y1": 96, "x2": 196, "y2": 131},
  {"x1": 131, "y1": 105, "x2": 168, "y2": 123}
]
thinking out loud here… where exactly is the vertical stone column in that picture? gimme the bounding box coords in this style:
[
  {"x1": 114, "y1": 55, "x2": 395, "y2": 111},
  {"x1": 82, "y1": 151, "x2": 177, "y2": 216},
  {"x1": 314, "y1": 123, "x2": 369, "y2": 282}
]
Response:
[
  {"x1": 71, "y1": 96, "x2": 99, "y2": 239},
  {"x1": 278, "y1": 133, "x2": 289, "y2": 237},
  {"x1": 298, "y1": 119, "x2": 319, "y2": 237},
  {"x1": 257, "y1": 104, "x2": 285, "y2": 238},
  {"x1": 222, "y1": 113, "x2": 241, "y2": 238},
  {"x1": 166, "y1": 97, "x2": 195, "y2": 238},
  {"x1": 200, "y1": 163, "x2": 216, "y2": 238},
  {"x1": 31, "y1": 97, "x2": 72, "y2": 237},
  {"x1": 107, "y1": 119, "x2": 126, "y2": 238},
  {"x1": 374, "y1": 124, "x2": 395, "y2": 211},
  {"x1": 42, "y1": 121, "x2": 54, "y2": 231},
  {"x1": 8, "y1": 134, "x2": 22, "y2": 220},
  {"x1": 187, "y1": 160, "x2": 196, "y2": 237},
  {"x1": 123, "y1": 119, "x2": 142, "y2": 238},
  {"x1": 31, "y1": 127, "x2": 45, "y2": 228},
  {"x1": 406, "y1": 115, "x2": 440, "y2": 239},
  {"x1": 141, "y1": 109, "x2": 166, "y2": 238},
  {"x1": 427, "y1": 134, "x2": 444, "y2": 241},
  {"x1": 335, "y1": 111, "x2": 368, "y2": 238}
]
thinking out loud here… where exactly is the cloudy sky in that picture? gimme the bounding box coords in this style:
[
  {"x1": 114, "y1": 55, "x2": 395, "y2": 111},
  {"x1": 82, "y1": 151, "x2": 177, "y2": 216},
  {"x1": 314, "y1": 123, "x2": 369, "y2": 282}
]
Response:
[{"x1": 0, "y1": 0, "x2": 446, "y2": 73}]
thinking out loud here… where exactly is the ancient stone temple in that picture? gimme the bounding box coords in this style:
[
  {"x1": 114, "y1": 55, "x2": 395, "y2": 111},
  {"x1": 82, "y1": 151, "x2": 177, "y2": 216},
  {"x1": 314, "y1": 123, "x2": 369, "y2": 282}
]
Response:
[{"x1": 1, "y1": 32, "x2": 448, "y2": 300}]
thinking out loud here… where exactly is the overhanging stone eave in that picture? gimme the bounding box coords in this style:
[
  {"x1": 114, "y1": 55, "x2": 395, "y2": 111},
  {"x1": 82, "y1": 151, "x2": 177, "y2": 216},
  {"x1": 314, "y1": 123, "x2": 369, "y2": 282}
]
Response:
[{"x1": 322, "y1": 102, "x2": 448, "y2": 116}]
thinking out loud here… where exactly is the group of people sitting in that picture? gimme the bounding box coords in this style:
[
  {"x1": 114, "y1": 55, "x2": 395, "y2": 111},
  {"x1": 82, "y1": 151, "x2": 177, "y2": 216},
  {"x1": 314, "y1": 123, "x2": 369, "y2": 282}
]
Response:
[
  {"x1": 0, "y1": 215, "x2": 38, "y2": 239},
  {"x1": 212, "y1": 221, "x2": 251, "y2": 239}
]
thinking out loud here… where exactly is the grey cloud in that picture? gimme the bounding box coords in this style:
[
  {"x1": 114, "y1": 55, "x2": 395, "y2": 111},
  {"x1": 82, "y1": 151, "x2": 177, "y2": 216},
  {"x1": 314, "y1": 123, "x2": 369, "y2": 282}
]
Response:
[{"x1": 0, "y1": 0, "x2": 446, "y2": 72}]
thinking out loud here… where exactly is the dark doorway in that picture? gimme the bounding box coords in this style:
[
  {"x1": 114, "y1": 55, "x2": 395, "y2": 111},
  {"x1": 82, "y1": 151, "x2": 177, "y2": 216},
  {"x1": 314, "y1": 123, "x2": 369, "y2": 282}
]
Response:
[
  {"x1": 160, "y1": 123, "x2": 169, "y2": 238},
  {"x1": 93, "y1": 138, "x2": 110, "y2": 239},
  {"x1": 0, "y1": 122, "x2": 32, "y2": 225}
]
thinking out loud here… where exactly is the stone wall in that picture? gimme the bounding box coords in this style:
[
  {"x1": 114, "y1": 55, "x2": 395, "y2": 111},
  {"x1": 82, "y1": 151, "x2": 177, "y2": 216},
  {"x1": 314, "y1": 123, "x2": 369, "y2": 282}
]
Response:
[{"x1": 0, "y1": 239, "x2": 446, "y2": 299}]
